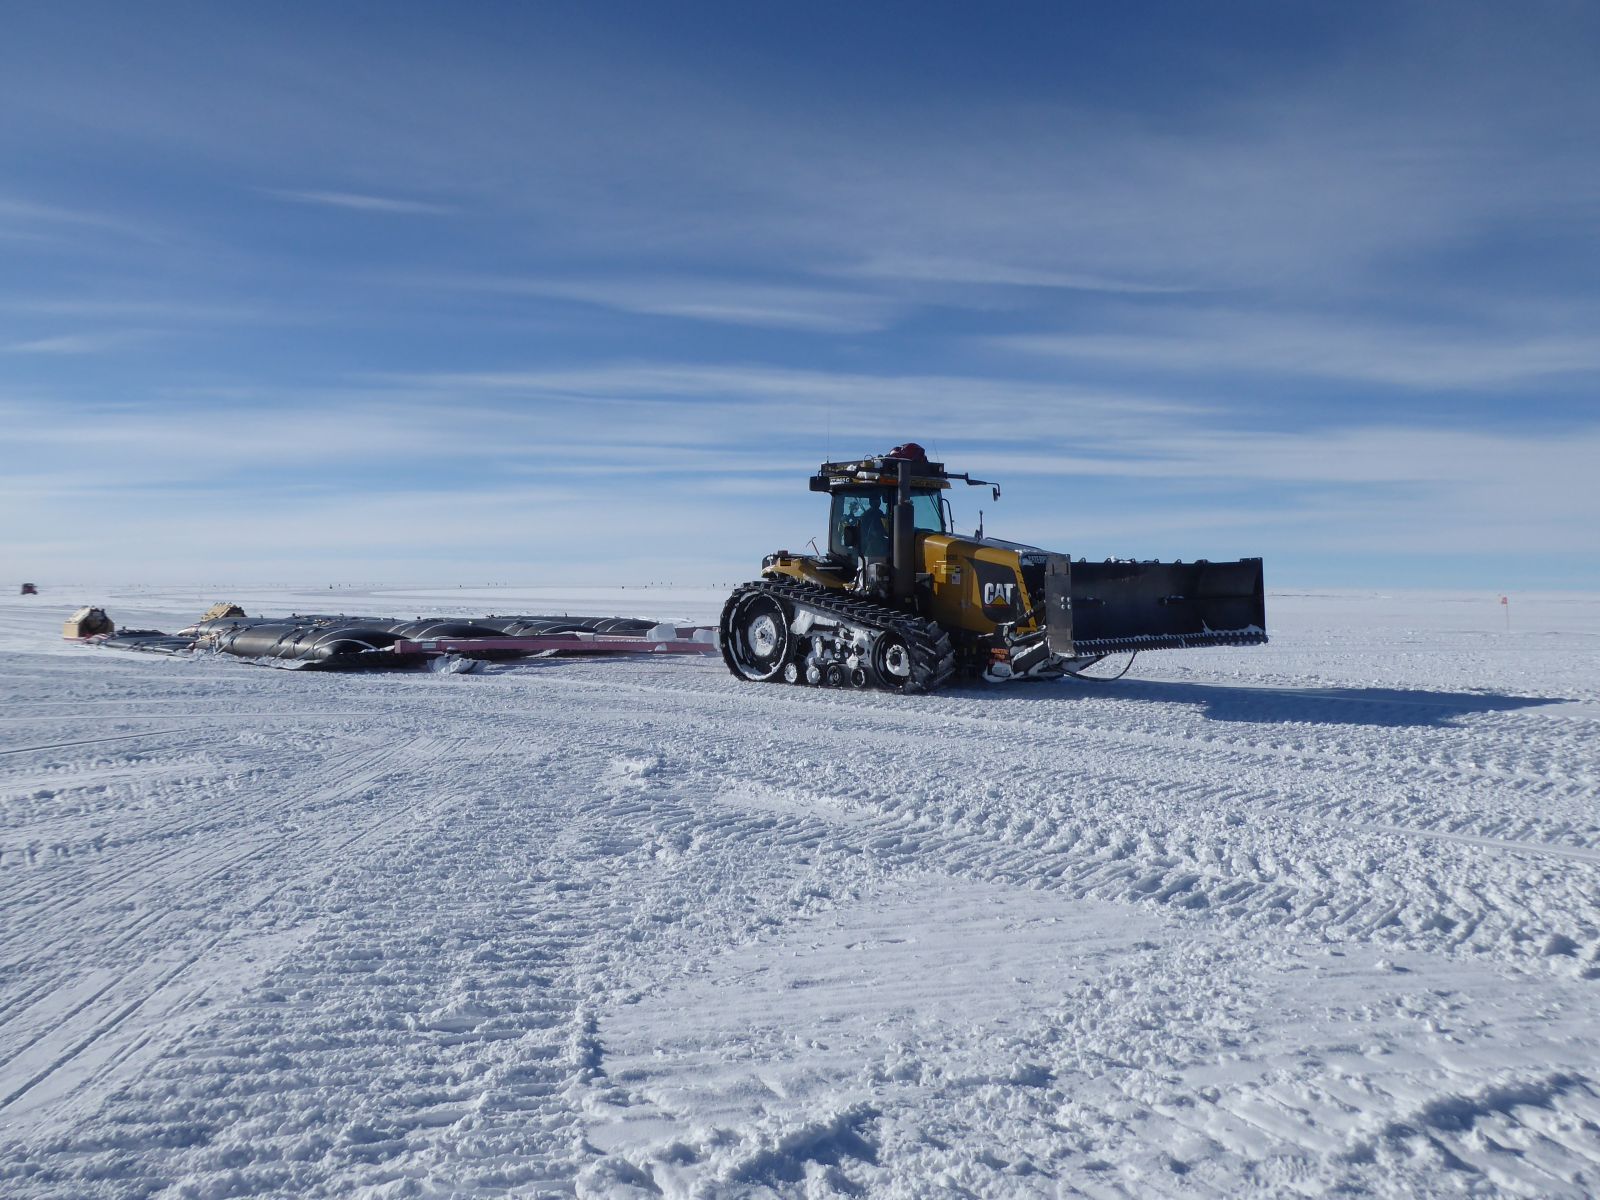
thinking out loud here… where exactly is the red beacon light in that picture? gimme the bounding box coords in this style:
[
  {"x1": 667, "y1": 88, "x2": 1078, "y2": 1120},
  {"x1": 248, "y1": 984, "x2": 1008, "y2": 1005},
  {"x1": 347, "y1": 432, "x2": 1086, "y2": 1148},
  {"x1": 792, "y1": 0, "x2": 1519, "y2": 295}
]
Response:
[{"x1": 885, "y1": 442, "x2": 927, "y2": 462}]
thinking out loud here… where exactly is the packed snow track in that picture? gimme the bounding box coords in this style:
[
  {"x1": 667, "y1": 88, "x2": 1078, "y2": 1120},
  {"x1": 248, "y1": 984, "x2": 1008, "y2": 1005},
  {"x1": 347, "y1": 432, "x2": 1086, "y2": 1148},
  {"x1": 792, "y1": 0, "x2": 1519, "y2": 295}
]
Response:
[{"x1": 2, "y1": 585, "x2": 1598, "y2": 1198}]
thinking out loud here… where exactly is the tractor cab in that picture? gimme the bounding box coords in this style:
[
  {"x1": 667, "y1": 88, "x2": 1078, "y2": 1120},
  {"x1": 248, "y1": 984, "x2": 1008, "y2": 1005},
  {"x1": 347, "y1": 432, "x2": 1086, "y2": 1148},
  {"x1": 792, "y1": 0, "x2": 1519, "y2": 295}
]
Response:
[
  {"x1": 809, "y1": 443, "x2": 996, "y2": 595},
  {"x1": 775, "y1": 442, "x2": 1000, "y2": 600}
]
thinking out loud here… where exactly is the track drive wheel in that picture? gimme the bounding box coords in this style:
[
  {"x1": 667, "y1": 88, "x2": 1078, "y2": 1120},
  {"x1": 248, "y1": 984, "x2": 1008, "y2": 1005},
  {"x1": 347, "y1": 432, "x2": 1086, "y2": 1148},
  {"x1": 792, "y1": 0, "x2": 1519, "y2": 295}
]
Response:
[{"x1": 721, "y1": 589, "x2": 793, "y2": 682}]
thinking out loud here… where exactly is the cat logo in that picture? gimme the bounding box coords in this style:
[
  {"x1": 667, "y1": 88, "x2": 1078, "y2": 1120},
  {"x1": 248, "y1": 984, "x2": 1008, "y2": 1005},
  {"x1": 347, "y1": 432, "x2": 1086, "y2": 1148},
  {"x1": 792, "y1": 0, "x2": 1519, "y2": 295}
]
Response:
[{"x1": 983, "y1": 581, "x2": 1016, "y2": 607}]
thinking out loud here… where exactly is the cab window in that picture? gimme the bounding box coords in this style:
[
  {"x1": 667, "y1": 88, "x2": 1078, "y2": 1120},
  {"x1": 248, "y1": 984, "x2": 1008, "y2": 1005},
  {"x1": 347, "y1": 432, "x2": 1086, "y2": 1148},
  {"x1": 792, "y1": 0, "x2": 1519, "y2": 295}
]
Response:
[{"x1": 829, "y1": 488, "x2": 945, "y2": 557}]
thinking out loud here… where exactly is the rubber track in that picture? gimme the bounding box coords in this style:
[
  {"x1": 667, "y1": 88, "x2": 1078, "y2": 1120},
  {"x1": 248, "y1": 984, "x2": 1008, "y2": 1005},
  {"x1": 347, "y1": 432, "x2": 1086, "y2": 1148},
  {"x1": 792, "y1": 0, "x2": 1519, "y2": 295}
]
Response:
[{"x1": 721, "y1": 579, "x2": 957, "y2": 694}]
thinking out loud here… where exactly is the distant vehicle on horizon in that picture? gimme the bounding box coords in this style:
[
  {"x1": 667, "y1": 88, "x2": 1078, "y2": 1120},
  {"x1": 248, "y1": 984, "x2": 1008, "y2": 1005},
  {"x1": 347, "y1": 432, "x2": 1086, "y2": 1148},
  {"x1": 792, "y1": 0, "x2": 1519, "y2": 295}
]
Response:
[{"x1": 20, "y1": 582, "x2": 38, "y2": 596}]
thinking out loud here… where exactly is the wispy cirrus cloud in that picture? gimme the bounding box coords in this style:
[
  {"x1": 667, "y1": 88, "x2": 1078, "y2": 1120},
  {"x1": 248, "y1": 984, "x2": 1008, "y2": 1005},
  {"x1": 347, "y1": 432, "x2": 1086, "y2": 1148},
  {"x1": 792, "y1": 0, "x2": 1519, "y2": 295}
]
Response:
[
  {"x1": 368, "y1": 361, "x2": 1200, "y2": 446},
  {"x1": 0, "y1": 194, "x2": 160, "y2": 245},
  {"x1": 264, "y1": 189, "x2": 455, "y2": 215},
  {"x1": 0, "y1": 297, "x2": 261, "y2": 322},
  {"x1": 827, "y1": 255, "x2": 1203, "y2": 295},
  {"x1": 997, "y1": 311, "x2": 1600, "y2": 390},
  {"x1": 429, "y1": 275, "x2": 905, "y2": 333},
  {"x1": 2, "y1": 330, "x2": 158, "y2": 355}
]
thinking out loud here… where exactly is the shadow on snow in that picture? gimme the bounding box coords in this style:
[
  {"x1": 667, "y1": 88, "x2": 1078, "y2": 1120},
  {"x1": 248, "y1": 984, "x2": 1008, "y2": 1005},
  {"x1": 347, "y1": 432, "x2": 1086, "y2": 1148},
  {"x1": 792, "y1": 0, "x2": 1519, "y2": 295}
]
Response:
[{"x1": 976, "y1": 679, "x2": 1568, "y2": 728}]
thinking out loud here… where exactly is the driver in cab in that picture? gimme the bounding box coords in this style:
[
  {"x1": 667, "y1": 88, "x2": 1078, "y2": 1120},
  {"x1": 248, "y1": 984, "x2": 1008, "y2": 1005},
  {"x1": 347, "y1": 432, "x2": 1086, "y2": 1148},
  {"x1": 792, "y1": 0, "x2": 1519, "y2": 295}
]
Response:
[{"x1": 855, "y1": 493, "x2": 891, "y2": 558}]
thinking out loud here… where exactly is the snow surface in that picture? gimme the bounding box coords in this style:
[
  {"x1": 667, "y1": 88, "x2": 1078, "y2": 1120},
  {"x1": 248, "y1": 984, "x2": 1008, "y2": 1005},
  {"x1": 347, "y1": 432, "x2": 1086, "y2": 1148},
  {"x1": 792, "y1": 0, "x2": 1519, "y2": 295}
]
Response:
[{"x1": 1, "y1": 583, "x2": 1599, "y2": 1198}]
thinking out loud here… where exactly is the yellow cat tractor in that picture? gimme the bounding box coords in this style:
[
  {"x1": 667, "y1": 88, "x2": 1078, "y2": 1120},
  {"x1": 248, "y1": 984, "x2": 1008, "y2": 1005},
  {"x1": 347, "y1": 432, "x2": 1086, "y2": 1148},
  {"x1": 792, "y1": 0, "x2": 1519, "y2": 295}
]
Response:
[{"x1": 720, "y1": 442, "x2": 1266, "y2": 692}]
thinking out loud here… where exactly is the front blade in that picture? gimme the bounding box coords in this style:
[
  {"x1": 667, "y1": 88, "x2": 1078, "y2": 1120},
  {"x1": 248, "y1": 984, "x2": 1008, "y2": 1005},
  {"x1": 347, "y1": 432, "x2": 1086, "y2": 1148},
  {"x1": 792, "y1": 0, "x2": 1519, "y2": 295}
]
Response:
[{"x1": 1061, "y1": 558, "x2": 1266, "y2": 654}]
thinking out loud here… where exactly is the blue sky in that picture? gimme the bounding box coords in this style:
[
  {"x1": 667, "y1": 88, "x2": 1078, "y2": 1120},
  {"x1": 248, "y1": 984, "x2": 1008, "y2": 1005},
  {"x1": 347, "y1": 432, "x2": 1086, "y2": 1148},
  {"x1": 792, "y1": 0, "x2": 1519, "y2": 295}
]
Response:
[{"x1": 2, "y1": 1, "x2": 1597, "y2": 588}]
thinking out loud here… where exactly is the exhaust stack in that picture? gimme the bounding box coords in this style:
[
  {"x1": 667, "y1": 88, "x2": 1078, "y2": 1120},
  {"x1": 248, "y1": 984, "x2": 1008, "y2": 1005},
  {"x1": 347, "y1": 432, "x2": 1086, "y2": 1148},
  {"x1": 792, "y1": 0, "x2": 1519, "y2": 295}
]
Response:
[{"x1": 892, "y1": 457, "x2": 915, "y2": 602}]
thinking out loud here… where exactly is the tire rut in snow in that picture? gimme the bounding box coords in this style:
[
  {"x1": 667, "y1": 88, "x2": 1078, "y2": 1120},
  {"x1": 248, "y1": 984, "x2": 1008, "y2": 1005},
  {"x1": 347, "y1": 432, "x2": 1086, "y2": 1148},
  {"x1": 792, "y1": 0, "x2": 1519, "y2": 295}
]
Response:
[
  {"x1": 0, "y1": 731, "x2": 813, "y2": 1198},
  {"x1": 499, "y1": 678, "x2": 1600, "y2": 971},
  {"x1": 0, "y1": 736, "x2": 464, "y2": 1147}
]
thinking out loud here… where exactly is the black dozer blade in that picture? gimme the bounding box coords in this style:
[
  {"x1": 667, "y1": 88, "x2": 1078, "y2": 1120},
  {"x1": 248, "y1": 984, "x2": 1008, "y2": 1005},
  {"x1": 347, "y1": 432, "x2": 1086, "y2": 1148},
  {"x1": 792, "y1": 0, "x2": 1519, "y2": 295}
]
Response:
[{"x1": 1044, "y1": 557, "x2": 1266, "y2": 656}]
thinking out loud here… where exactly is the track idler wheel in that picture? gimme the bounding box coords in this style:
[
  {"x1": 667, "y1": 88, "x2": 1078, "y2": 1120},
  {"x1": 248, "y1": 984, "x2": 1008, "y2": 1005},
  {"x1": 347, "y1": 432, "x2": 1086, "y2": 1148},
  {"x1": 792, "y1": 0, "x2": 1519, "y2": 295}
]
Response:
[
  {"x1": 722, "y1": 591, "x2": 793, "y2": 682},
  {"x1": 871, "y1": 634, "x2": 915, "y2": 690}
]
